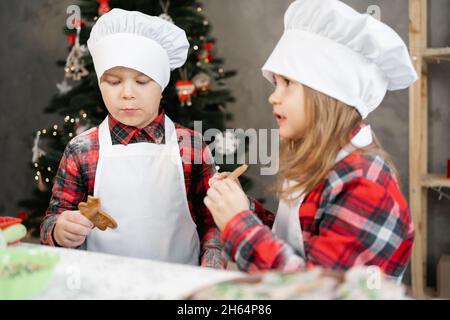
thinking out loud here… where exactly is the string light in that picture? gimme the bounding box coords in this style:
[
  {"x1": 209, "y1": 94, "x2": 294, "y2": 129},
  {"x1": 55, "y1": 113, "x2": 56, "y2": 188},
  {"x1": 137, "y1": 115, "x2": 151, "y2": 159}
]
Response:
[
  {"x1": 42, "y1": 129, "x2": 47, "y2": 134},
  {"x1": 203, "y1": 20, "x2": 209, "y2": 26},
  {"x1": 47, "y1": 167, "x2": 52, "y2": 172},
  {"x1": 34, "y1": 163, "x2": 38, "y2": 168},
  {"x1": 197, "y1": 7, "x2": 202, "y2": 12},
  {"x1": 45, "y1": 178, "x2": 50, "y2": 183},
  {"x1": 69, "y1": 133, "x2": 73, "y2": 137},
  {"x1": 193, "y1": 45, "x2": 199, "y2": 50},
  {"x1": 53, "y1": 124, "x2": 58, "y2": 130},
  {"x1": 64, "y1": 116, "x2": 70, "y2": 122},
  {"x1": 70, "y1": 118, "x2": 75, "y2": 123},
  {"x1": 35, "y1": 176, "x2": 39, "y2": 181},
  {"x1": 82, "y1": 113, "x2": 87, "y2": 118}
]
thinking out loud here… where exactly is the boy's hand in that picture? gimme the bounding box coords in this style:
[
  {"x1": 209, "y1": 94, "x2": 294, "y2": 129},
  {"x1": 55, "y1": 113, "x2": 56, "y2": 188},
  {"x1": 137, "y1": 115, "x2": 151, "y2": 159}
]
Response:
[
  {"x1": 53, "y1": 210, "x2": 94, "y2": 248},
  {"x1": 204, "y1": 179, "x2": 249, "y2": 231}
]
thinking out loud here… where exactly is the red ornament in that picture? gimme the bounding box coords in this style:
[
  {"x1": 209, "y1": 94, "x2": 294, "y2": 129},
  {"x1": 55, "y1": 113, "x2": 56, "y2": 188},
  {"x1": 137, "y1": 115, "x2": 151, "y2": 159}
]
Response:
[
  {"x1": 197, "y1": 42, "x2": 214, "y2": 63},
  {"x1": 97, "y1": 0, "x2": 111, "y2": 16},
  {"x1": 204, "y1": 42, "x2": 213, "y2": 52},
  {"x1": 67, "y1": 34, "x2": 76, "y2": 46},
  {"x1": 17, "y1": 211, "x2": 27, "y2": 221},
  {"x1": 175, "y1": 80, "x2": 196, "y2": 106}
]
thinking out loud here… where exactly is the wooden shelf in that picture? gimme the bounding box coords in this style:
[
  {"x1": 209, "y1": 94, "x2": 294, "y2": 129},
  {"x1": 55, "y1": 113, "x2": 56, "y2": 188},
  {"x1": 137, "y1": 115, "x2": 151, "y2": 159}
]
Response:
[
  {"x1": 422, "y1": 175, "x2": 450, "y2": 188},
  {"x1": 423, "y1": 48, "x2": 450, "y2": 61},
  {"x1": 424, "y1": 287, "x2": 438, "y2": 299},
  {"x1": 408, "y1": 0, "x2": 449, "y2": 299}
]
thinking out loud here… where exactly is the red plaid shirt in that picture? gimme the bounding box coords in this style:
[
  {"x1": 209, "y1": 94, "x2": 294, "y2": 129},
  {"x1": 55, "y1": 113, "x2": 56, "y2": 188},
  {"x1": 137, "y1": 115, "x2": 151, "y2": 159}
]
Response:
[
  {"x1": 40, "y1": 111, "x2": 226, "y2": 269},
  {"x1": 221, "y1": 143, "x2": 414, "y2": 279}
]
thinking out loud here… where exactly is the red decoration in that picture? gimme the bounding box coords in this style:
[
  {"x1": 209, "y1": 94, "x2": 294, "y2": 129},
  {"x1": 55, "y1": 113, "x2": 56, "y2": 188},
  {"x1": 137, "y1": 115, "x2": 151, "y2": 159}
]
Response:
[
  {"x1": 67, "y1": 34, "x2": 76, "y2": 46},
  {"x1": 204, "y1": 42, "x2": 213, "y2": 52},
  {"x1": 197, "y1": 42, "x2": 214, "y2": 63},
  {"x1": 97, "y1": 0, "x2": 111, "y2": 16},
  {"x1": 18, "y1": 211, "x2": 27, "y2": 221},
  {"x1": 175, "y1": 80, "x2": 196, "y2": 106}
]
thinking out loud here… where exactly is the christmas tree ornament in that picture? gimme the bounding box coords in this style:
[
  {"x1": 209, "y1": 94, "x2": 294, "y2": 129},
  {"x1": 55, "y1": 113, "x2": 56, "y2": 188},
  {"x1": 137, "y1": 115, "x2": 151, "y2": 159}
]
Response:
[
  {"x1": 64, "y1": 24, "x2": 89, "y2": 81},
  {"x1": 158, "y1": 0, "x2": 174, "y2": 24},
  {"x1": 17, "y1": 211, "x2": 27, "y2": 221},
  {"x1": 97, "y1": 0, "x2": 111, "y2": 16},
  {"x1": 192, "y1": 72, "x2": 211, "y2": 92},
  {"x1": 197, "y1": 42, "x2": 213, "y2": 63},
  {"x1": 176, "y1": 80, "x2": 196, "y2": 106},
  {"x1": 31, "y1": 132, "x2": 46, "y2": 163},
  {"x1": 214, "y1": 131, "x2": 239, "y2": 155},
  {"x1": 67, "y1": 34, "x2": 76, "y2": 46},
  {"x1": 56, "y1": 79, "x2": 73, "y2": 95}
]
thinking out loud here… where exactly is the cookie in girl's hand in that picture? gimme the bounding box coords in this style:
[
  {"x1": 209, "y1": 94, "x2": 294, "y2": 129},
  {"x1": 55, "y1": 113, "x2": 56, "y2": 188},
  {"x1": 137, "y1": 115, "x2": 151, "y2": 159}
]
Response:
[
  {"x1": 78, "y1": 196, "x2": 118, "y2": 231},
  {"x1": 228, "y1": 164, "x2": 248, "y2": 181}
]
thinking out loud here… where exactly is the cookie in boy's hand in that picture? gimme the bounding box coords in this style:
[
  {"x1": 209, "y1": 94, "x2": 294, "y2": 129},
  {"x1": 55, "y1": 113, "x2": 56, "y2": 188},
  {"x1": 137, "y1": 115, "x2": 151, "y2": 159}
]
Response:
[{"x1": 78, "y1": 196, "x2": 118, "y2": 231}]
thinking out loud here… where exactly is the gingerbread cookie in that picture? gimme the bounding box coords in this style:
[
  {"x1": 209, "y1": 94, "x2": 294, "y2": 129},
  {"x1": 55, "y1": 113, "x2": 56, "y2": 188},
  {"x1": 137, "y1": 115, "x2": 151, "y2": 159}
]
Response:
[
  {"x1": 228, "y1": 164, "x2": 248, "y2": 181},
  {"x1": 78, "y1": 196, "x2": 118, "y2": 231}
]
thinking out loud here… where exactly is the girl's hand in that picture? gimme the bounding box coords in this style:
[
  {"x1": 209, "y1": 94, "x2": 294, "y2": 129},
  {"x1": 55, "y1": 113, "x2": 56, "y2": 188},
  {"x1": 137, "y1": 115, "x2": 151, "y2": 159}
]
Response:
[
  {"x1": 209, "y1": 172, "x2": 243, "y2": 190},
  {"x1": 53, "y1": 210, "x2": 94, "y2": 248},
  {"x1": 204, "y1": 179, "x2": 249, "y2": 231}
]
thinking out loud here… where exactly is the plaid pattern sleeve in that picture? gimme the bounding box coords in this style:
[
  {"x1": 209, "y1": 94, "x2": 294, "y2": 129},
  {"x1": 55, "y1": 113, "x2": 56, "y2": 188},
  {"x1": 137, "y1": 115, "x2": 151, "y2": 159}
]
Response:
[
  {"x1": 248, "y1": 196, "x2": 275, "y2": 228},
  {"x1": 220, "y1": 152, "x2": 414, "y2": 278},
  {"x1": 40, "y1": 127, "x2": 98, "y2": 246},
  {"x1": 177, "y1": 125, "x2": 227, "y2": 269}
]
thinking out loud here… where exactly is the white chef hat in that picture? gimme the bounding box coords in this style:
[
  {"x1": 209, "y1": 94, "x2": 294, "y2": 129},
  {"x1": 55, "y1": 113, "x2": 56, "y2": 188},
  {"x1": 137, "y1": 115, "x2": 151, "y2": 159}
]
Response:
[
  {"x1": 87, "y1": 8, "x2": 189, "y2": 90},
  {"x1": 262, "y1": 0, "x2": 418, "y2": 119}
]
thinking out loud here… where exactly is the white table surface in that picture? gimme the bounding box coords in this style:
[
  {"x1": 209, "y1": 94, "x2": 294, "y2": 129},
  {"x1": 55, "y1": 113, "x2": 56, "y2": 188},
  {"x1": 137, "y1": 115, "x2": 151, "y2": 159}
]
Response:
[{"x1": 17, "y1": 243, "x2": 243, "y2": 300}]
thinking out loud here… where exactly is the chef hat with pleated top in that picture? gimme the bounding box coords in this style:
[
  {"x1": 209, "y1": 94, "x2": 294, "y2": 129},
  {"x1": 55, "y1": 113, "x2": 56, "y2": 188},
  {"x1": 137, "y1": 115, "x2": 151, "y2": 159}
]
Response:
[
  {"x1": 87, "y1": 8, "x2": 189, "y2": 90},
  {"x1": 262, "y1": 0, "x2": 418, "y2": 119}
]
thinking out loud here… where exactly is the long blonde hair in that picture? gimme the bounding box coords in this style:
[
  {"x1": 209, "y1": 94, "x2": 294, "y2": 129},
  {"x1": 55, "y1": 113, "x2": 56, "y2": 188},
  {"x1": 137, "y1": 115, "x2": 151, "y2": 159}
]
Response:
[{"x1": 275, "y1": 85, "x2": 399, "y2": 200}]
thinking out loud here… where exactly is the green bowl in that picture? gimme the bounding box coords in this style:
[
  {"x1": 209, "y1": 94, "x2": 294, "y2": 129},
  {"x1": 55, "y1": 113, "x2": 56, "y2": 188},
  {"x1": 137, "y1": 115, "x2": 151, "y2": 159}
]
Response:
[{"x1": 0, "y1": 247, "x2": 59, "y2": 300}]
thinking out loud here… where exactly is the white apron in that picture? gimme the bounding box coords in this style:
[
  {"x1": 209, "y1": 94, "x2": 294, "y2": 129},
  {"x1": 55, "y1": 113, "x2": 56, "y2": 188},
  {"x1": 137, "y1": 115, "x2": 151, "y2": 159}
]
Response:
[
  {"x1": 272, "y1": 125, "x2": 373, "y2": 258},
  {"x1": 86, "y1": 115, "x2": 200, "y2": 265}
]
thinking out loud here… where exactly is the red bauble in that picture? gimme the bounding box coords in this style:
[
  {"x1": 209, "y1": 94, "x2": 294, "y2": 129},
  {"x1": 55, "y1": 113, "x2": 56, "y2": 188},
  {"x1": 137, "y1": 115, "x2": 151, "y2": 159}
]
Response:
[
  {"x1": 67, "y1": 34, "x2": 76, "y2": 45},
  {"x1": 17, "y1": 211, "x2": 27, "y2": 221},
  {"x1": 97, "y1": 0, "x2": 111, "y2": 15},
  {"x1": 197, "y1": 42, "x2": 214, "y2": 63},
  {"x1": 204, "y1": 42, "x2": 213, "y2": 52}
]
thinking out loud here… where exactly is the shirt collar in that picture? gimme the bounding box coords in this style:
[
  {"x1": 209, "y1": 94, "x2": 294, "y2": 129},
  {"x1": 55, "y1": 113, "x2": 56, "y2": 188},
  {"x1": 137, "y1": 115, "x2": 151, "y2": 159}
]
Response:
[{"x1": 108, "y1": 111, "x2": 165, "y2": 145}]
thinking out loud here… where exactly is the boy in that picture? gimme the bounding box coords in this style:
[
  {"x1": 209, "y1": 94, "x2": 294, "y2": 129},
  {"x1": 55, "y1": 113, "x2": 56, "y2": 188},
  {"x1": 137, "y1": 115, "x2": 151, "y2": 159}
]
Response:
[{"x1": 40, "y1": 9, "x2": 226, "y2": 268}]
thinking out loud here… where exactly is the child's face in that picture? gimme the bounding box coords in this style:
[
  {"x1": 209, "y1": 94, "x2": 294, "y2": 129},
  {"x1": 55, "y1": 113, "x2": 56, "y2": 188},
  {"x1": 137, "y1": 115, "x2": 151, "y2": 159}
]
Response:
[
  {"x1": 268, "y1": 74, "x2": 306, "y2": 139},
  {"x1": 99, "y1": 66, "x2": 162, "y2": 128}
]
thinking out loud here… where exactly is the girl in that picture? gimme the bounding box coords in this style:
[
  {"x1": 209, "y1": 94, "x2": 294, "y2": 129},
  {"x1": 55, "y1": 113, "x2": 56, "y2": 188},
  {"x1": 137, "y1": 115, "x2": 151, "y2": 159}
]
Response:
[{"x1": 204, "y1": 0, "x2": 417, "y2": 280}]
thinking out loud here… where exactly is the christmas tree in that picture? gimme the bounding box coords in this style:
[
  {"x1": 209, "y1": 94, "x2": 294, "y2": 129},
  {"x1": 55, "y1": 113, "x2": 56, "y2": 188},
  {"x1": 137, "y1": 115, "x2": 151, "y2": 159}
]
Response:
[{"x1": 18, "y1": 0, "x2": 246, "y2": 237}]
